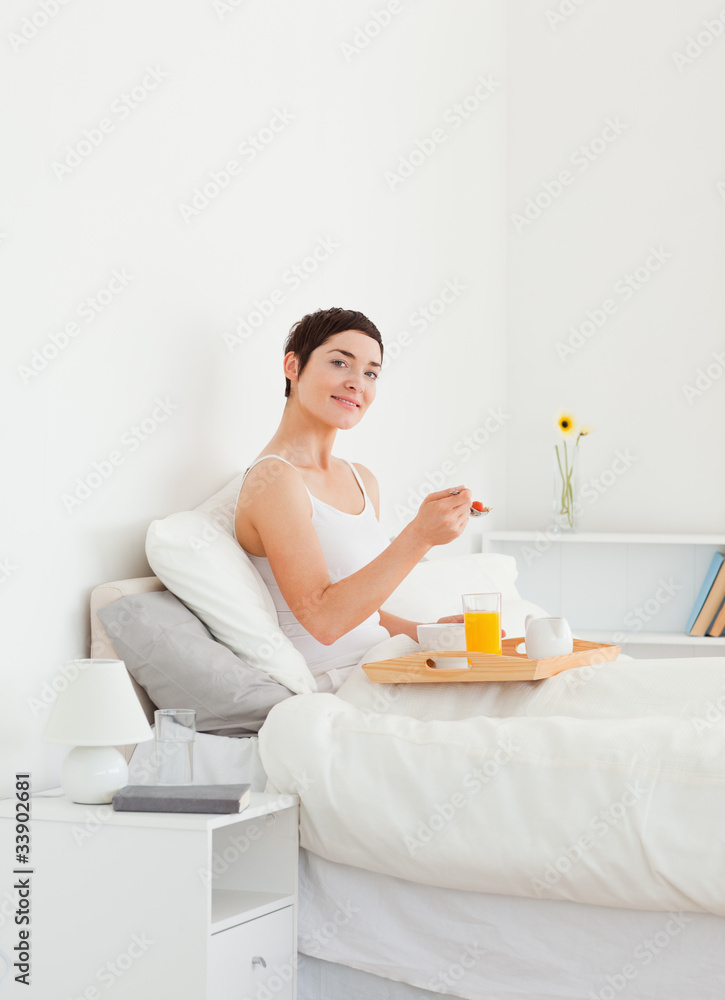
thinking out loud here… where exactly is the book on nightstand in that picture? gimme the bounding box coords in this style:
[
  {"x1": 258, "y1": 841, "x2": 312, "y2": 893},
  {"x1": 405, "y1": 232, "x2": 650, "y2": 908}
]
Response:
[
  {"x1": 112, "y1": 783, "x2": 251, "y2": 814},
  {"x1": 688, "y1": 554, "x2": 725, "y2": 636}
]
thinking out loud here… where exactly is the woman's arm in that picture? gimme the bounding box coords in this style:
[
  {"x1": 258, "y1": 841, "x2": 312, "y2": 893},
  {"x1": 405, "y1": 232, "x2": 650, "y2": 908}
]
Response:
[
  {"x1": 355, "y1": 467, "x2": 423, "y2": 641},
  {"x1": 378, "y1": 609, "x2": 423, "y2": 642},
  {"x1": 355, "y1": 465, "x2": 468, "y2": 641},
  {"x1": 238, "y1": 459, "x2": 472, "y2": 646}
]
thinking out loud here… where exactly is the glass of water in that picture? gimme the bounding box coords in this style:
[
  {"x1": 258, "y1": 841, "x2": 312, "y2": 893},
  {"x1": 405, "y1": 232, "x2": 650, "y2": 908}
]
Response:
[{"x1": 154, "y1": 709, "x2": 196, "y2": 784}]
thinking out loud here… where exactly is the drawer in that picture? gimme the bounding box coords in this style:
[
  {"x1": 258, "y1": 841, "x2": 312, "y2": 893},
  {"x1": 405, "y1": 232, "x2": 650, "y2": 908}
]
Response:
[{"x1": 208, "y1": 905, "x2": 295, "y2": 1000}]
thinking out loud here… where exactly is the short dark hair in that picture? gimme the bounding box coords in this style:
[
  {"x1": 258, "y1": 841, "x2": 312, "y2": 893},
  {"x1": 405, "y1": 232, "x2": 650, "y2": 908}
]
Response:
[{"x1": 283, "y1": 308, "x2": 384, "y2": 397}]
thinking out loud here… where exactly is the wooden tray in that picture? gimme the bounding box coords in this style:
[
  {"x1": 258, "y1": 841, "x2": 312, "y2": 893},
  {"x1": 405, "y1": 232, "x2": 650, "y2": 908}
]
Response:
[{"x1": 361, "y1": 637, "x2": 622, "y2": 683}]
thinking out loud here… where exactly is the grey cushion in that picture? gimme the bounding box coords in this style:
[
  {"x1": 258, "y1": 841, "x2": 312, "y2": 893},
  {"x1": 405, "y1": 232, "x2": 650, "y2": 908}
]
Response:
[{"x1": 97, "y1": 590, "x2": 294, "y2": 737}]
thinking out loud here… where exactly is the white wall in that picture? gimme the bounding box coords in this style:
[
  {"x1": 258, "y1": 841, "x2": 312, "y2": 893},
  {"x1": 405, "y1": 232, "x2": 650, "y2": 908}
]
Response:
[
  {"x1": 504, "y1": 0, "x2": 725, "y2": 534},
  {"x1": 1, "y1": 0, "x2": 507, "y2": 794}
]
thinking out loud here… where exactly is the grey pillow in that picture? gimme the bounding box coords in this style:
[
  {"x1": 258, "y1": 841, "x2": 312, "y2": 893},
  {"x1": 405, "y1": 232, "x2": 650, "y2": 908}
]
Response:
[{"x1": 97, "y1": 590, "x2": 294, "y2": 737}]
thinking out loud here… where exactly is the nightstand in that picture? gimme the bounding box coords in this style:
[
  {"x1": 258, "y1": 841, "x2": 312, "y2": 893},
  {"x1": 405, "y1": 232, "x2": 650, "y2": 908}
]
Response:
[{"x1": 0, "y1": 788, "x2": 298, "y2": 999}]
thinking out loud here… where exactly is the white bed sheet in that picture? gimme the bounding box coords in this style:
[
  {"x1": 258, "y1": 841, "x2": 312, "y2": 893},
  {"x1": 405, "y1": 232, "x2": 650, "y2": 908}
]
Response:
[
  {"x1": 298, "y1": 953, "x2": 463, "y2": 999},
  {"x1": 260, "y1": 636, "x2": 725, "y2": 914},
  {"x1": 127, "y1": 730, "x2": 725, "y2": 997},
  {"x1": 298, "y1": 848, "x2": 725, "y2": 1000}
]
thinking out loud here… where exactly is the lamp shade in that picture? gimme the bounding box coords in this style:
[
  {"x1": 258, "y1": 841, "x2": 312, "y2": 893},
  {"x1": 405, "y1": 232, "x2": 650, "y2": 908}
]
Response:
[{"x1": 43, "y1": 659, "x2": 154, "y2": 746}]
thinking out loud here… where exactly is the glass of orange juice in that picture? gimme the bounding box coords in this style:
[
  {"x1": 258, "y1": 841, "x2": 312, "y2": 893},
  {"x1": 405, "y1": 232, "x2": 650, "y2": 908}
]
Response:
[{"x1": 462, "y1": 593, "x2": 502, "y2": 659}]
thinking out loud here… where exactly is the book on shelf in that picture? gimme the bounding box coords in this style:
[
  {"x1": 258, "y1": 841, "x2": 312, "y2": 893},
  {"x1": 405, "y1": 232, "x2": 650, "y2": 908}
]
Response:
[
  {"x1": 687, "y1": 553, "x2": 725, "y2": 636},
  {"x1": 112, "y1": 783, "x2": 251, "y2": 814},
  {"x1": 706, "y1": 593, "x2": 725, "y2": 637}
]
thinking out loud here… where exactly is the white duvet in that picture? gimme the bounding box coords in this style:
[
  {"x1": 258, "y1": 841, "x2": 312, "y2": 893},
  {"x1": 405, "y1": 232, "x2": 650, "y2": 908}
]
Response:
[{"x1": 258, "y1": 630, "x2": 725, "y2": 917}]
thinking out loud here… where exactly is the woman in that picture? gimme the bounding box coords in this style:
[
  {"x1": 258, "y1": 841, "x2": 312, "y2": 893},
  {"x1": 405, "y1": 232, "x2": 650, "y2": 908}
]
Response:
[{"x1": 234, "y1": 307, "x2": 475, "y2": 689}]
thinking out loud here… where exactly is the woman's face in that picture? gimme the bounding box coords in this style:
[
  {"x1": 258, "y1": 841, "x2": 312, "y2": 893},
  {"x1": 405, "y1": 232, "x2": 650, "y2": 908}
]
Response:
[{"x1": 290, "y1": 330, "x2": 382, "y2": 426}]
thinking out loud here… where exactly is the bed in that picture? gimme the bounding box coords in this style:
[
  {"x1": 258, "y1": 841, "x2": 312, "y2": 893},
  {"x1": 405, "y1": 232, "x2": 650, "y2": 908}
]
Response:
[{"x1": 88, "y1": 472, "x2": 725, "y2": 999}]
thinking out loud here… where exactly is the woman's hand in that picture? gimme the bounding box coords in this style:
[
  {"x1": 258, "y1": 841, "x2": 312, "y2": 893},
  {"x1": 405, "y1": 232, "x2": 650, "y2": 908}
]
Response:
[
  {"x1": 408, "y1": 486, "x2": 473, "y2": 548},
  {"x1": 435, "y1": 613, "x2": 506, "y2": 637}
]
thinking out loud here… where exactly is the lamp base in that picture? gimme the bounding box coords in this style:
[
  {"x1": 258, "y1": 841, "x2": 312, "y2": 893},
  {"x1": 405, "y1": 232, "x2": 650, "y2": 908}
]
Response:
[{"x1": 60, "y1": 746, "x2": 129, "y2": 804}]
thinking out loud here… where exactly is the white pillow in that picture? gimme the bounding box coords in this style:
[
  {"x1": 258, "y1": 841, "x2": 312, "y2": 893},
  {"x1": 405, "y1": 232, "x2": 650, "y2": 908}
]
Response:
[
  {"x1": 195, "y1": 471, "x2": 246, "y2": 537},
  {"x1": 382, "y1": 552, "x2": 521, "y2": 622},
  {"x1": 145, "y1": 476, "x2": 316, "y2": 696}
]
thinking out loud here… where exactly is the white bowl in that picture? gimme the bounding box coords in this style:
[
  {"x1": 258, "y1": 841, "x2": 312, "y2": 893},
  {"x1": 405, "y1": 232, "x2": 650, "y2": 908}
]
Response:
[{"x1": 416, "y1": 624, "x2": 469, "y2": 669}]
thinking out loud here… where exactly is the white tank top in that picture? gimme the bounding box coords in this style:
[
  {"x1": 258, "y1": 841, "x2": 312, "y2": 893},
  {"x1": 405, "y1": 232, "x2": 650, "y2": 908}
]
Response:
[{"x1": 238, "y1": 455, "x2": 391, "y2": 680}]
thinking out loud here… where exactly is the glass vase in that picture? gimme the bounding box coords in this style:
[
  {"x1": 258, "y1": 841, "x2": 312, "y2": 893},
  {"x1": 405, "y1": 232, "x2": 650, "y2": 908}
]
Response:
[{"x1": 553, "y1": 439, "x2": 579, "y2": 532}]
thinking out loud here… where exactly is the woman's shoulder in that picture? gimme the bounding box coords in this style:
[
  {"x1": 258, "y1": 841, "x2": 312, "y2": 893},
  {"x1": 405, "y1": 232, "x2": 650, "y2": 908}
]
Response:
[
  {"x1": 238, "y1": 454, "x2": 308, "y2": 513},
  {"x1": 235, "y1": 454, "x2": 310, "y2": 552},
  {"x1": 245, "y1": 452, "x2": 295, "y2": 473}
]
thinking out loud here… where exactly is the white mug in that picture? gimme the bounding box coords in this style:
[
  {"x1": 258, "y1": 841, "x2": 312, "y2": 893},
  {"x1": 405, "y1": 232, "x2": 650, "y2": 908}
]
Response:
[{"x1": 524, "y1": 615, "x2": 573, "y2": 660}]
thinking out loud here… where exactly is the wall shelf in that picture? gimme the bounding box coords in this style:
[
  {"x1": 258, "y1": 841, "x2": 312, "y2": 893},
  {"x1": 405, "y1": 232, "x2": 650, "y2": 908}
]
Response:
[
  {"x1": 489, "y1": 531, "x2": 725, "y2": 546},
  {"x1": 487, "y1": 532, "x2": 725, "y2": 656},
  {"x1": 577, "y1": 630, "x2": 725, "y2": 647}
]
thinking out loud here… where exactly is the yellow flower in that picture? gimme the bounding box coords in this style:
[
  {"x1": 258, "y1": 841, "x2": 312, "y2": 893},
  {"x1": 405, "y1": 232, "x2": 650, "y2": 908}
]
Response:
[
  {"x1": 578, "y1": 424, "x2": 595, "y2": 436},
  {"x1": 556, "y1": 412, "x2": 576, "y2": 437}
]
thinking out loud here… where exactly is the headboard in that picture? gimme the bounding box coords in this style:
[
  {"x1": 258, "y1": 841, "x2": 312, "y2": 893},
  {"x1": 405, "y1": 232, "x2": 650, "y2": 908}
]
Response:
[{"x1": 89, "y1": 575, "x2": 166, "y2": 762}]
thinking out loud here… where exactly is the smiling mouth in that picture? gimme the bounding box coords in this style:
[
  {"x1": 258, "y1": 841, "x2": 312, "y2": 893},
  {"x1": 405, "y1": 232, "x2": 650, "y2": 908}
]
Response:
[{"x1": 332, "y1": 396, "x2": 359, "y2": 409}]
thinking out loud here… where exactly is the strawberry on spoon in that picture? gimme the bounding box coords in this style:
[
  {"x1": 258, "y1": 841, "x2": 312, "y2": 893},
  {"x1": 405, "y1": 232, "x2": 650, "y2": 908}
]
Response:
[{"x1": 448, "y1": 490, "x2": 492, "y2": 516}]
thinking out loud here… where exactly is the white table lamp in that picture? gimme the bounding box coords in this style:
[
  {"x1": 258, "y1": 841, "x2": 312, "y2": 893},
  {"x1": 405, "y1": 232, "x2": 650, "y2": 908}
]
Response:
[{"x1": 43, "y1": 659, "x2": 154, "y2": 804}]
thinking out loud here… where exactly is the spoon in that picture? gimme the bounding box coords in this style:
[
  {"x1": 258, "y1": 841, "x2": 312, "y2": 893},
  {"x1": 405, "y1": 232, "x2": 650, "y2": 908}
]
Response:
[
  {"x1": 469, "y1": 505, "x2": 492, "y2": 517},
  {"x1": 449, "y1": 490, "x2": 493, "y2": 517}
]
